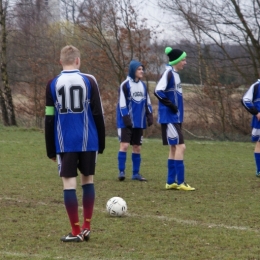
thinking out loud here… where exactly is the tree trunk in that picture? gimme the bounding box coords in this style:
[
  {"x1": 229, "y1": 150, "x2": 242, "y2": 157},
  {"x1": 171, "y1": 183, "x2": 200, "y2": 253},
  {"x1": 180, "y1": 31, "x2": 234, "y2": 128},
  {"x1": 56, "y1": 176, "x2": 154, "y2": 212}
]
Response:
[
  {"x1": 0, "y1": 0, "x2": 17, "y2": 126},
  {"x1": 0, "y1": 87, "x2": 9, "y2": 125}
]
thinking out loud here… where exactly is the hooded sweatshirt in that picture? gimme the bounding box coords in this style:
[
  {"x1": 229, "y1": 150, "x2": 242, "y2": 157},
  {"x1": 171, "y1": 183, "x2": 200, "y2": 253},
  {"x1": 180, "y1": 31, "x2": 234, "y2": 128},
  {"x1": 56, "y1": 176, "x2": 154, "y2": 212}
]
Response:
[{"x1": 116, "y1": 60, "x2": 153, "y2": 129}]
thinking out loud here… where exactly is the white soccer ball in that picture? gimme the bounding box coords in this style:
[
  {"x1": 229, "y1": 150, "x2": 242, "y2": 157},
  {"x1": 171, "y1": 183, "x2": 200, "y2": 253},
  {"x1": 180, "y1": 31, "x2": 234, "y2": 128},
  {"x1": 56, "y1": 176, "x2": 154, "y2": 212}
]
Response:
[{"x1": 106, "y1": 197, "x2": 127, "y2": 217}]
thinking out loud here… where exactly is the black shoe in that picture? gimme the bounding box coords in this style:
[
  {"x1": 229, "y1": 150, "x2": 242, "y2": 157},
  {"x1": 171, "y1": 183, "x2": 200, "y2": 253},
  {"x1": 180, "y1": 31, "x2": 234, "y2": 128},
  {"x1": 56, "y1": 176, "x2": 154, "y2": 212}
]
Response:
[
  {"x1": 81, "y1": 229, "x2": 91, "y2": 241},
  {"x1": 118, "y1": 171, "x2": 125, "y2": 181},
  {"x1": 60, "y1": 233, "x2": 84, "y2": 242}
]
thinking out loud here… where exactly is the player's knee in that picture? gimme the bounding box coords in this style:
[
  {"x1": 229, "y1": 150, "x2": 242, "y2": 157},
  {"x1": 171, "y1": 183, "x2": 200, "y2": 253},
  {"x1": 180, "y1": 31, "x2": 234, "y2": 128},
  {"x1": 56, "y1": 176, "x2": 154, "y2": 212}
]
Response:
[
  {"x1": 120, "y1": 142, "x2": 129, "y2": 152},
  {"x1": 132, "y1": 145, "x2": 141, "y2": 153},
  {"x1": 177, "y1": 144, "x2": 186, "y2": 153}
]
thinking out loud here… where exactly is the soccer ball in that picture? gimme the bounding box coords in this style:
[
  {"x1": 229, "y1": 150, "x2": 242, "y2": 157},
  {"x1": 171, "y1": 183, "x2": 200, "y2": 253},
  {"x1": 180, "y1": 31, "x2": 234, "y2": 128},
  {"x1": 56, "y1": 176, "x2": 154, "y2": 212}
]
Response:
[{"x1": 106, "y1": 197, "x2": 127, "y2": 217}]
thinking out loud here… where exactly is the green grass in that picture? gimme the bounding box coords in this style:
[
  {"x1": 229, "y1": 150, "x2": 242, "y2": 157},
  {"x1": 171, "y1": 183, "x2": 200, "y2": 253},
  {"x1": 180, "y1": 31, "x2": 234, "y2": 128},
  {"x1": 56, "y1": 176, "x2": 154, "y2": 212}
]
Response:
[{"x1": 0, "y1": 126, "x2": 260, "y2": 259}]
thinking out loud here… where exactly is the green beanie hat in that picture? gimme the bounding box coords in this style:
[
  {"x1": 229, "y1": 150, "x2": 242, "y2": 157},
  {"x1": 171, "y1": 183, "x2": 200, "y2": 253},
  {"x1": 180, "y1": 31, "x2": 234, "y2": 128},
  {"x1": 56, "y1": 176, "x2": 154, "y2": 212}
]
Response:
[{"x1": 165, "y1": 47, "x2": 187, "y2": 65}]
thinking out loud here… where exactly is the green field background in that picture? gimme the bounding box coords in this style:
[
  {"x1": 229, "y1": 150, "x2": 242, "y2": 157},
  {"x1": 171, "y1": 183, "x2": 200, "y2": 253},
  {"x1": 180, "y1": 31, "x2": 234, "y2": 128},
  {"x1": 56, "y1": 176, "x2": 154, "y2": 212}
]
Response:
[{"x1": 0, "y1": 126, "x2": 259, "y2": 260}]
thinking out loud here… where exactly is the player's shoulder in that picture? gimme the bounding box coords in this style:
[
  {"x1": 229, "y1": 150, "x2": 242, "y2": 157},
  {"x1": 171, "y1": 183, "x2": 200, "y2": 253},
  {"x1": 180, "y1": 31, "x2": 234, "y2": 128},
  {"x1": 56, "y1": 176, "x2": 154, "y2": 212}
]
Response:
[
  {"x1": 80, "y1": 73, "x2": 98, "y2": 86},
  {"x1": 120, "y1": 78, "x2": 130, "y2": 88},
  {"x1": 46, "y1": 75, "x2": 60, "y2": 87}
]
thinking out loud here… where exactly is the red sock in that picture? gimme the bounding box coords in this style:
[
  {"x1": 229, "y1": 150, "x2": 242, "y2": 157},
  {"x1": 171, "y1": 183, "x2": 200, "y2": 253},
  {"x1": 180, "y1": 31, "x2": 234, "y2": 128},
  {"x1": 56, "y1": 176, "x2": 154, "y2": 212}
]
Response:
[{"x1": 64, "y1": 189, "x2": 81, "y2": 235}]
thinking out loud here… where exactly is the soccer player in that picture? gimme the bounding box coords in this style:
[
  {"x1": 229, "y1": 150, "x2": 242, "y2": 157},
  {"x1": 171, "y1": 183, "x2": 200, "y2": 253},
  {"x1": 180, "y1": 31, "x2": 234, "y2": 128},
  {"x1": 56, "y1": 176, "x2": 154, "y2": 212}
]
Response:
[
  {"x1": 45, "y1": 45, "x2": 105, "y2": 242},
  {"x1": 241, "y1": 79, "x2": 260, "y2": 177},
  {"x1": 116, "y1": 60, "x2": 153, "y2": 181},
  {"x1": 154, "y1": 47, "x2": 195, "y2": 191}
]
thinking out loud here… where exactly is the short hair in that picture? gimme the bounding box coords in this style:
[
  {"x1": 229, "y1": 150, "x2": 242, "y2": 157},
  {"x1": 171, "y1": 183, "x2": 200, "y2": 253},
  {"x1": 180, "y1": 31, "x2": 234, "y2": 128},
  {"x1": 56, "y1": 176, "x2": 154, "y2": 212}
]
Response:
[{"x1": 60, "y1": 45, "x2": 80, "y2": 65}]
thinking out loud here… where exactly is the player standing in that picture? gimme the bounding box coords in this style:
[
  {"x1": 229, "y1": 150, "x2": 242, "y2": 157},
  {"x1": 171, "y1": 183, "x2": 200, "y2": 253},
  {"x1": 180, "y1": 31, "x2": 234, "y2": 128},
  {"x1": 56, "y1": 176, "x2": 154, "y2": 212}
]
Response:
[
  {"x1": 241, "y1": 79, "x2": 260, "y2": 176},
  {"x1": 154, "y1": 47, "x2": 195, "y2": 191},
  {"x1": 45, "y1": 45, "x2": 105, "y2": 242},
  {"x1": 116, "y1": 60, "x2": 153, "y2": 181}
]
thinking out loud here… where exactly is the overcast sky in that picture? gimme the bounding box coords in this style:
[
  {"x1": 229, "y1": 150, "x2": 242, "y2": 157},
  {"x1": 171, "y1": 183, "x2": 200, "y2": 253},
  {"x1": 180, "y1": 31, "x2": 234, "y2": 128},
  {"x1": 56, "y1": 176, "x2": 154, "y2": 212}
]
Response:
[{"x1": 135, "y1": 0, "x2": 175, "y2": 42}]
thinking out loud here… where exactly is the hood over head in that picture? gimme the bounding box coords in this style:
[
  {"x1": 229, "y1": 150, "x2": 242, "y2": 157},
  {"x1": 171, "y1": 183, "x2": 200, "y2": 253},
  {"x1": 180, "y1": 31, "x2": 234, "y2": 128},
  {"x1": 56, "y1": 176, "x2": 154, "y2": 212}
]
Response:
[{"x1": 128, "y1": 60, "x2": 144, "y2": 81}]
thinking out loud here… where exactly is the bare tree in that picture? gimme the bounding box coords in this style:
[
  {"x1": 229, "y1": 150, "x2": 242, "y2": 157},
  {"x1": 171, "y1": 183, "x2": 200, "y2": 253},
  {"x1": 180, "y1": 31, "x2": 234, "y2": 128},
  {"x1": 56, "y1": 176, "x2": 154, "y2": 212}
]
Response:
[
  {"x1": 158, "y1": 0, "x2": 260, "y2": 83},
  {"x1": 61, "y1": 0, "x2": 77, "y2": 23},
  {"x1": 0, "y1": 0, "x2": 16, "y2": 126},
  {"x1": 10, "y1": 0, "x2": 63, "y2": 127},
  {"x1": 77, "y1": 0, "x2": 157, "y2": 85},
  {"x1": 155, "y1": 0, "x2": 260, "y2": 139}
]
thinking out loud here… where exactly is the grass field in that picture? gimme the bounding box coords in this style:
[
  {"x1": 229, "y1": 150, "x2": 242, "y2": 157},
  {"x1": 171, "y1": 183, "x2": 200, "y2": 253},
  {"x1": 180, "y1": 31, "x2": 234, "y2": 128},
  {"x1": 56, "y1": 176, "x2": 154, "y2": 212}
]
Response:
[{"x1": 1, "y1": 125, "x2": 260, "y2": 260}]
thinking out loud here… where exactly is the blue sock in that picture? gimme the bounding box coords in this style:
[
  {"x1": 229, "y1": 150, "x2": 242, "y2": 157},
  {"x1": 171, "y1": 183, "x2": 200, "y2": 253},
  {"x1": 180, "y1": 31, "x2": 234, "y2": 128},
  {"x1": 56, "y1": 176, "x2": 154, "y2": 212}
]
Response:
[
  {"x1": 175, "y1": 160, "x2": 185, "y2": 185},
  {"x1": 132, "y1": 153, "x2": 141, "y2": 176},
  {"x1": 118, "y1": 151, "x2": 127, "y2": 172},
  {"x1": 254, "y1": 153, "x2": 260, "y2": 173},
  {"x1": 82, "y1": 184, "x2": 95, "y2": 230},
  {"x1": 167, "y1": 159, "x2": 176, "y2": 184}
]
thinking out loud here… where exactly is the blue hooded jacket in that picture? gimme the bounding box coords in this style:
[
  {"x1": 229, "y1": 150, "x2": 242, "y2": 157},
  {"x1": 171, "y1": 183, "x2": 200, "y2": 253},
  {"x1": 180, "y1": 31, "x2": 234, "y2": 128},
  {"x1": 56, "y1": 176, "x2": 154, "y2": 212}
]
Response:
[
  {"x1": 116, "y1": 60, "x2": 153, "y2": 129},
  {"x1": 128, "y1": 60, "x2": 144, "y2": 82}
]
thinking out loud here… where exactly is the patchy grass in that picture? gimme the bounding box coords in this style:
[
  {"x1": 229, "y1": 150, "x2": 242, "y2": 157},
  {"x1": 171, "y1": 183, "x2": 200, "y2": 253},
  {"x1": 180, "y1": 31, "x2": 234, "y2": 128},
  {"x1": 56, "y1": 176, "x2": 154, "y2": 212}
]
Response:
[{"x1": 0, "y1": 126, "x2": 260, "y2": 259}]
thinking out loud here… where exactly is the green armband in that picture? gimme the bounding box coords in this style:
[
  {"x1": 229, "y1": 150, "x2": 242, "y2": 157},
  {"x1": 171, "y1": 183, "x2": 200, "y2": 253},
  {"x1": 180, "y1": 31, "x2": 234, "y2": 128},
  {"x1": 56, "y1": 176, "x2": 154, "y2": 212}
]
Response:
[{"x1": 45, "y1": 106, "x2": 55, "y2": 116}]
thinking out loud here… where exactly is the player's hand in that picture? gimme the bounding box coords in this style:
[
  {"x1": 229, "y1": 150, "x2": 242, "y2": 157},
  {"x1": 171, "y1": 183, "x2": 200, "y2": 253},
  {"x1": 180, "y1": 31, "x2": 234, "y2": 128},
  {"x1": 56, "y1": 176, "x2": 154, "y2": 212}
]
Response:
[
  {"x1": 256, "y1": 113, "x2": 260, "y2": 121},
  {"x1": 147, "y1": 114, "x2": 153, "y2": 127},
  {"x1": 122, "y1": 115, "x2": 132, "y2": 128},
  {"x1": 170, "y1": 104, "x2": 178, "y2": 113},
  {"x1": 51, "y1": 157, "x2": 56, "y2": 162}
]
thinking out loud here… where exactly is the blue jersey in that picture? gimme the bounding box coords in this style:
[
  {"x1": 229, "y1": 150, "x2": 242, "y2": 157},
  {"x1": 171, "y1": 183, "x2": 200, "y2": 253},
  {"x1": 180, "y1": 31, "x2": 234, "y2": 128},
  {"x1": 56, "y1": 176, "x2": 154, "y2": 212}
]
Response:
[
  {"x1": 154, "y1": 65, "x2": 184, "y2": 123},
  {"x1": 45, "y1": 70, "x2": 105, "y2": 156},
  {"x1": 116, "y1": 76, "x2": 153, "y2": 128},
  {"x1": 242, "y1": 79, "x2": 260, "y2": 129}
]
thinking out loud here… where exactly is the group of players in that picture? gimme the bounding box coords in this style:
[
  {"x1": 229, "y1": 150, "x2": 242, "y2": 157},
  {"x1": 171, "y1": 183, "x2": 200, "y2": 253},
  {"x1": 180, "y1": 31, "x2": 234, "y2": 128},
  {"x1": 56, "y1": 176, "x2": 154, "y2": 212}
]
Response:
[{"x1": 44, "y1": 45, "x2": 196, "y2": 242}]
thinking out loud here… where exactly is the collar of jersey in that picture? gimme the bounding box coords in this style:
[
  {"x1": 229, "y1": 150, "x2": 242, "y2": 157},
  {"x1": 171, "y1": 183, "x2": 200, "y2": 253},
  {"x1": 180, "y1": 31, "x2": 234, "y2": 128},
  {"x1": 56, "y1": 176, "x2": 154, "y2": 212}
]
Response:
[{"x1": 61, "y1": 69, "x2": 80, "y2": 73}]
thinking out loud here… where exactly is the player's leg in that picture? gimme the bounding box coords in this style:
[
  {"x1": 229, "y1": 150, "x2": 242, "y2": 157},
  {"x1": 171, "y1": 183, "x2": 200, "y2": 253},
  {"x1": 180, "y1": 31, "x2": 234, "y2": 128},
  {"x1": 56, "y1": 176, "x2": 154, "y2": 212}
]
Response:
[
  {"x1": 131, "y1": 128, "x2": 146, "y2": 181},
  {"x1": 58, "y1": 153, "x2": 84, "y2": 242},
  {"x1": 174, "y1": 143, "x2": 186, "y2": 185},
  {"x1": 165, "y1": 145, "x2": 177, "y2": 188},
  {"x1": 254, "y1": 140, "x2": 260, "y2": 177},
  {"x1": 165, "y1": 123, "x2": 194, "y2": 191},
  {"x1": 78, "y1": 151, "x2": 96, "y2": 241},
  {"x1": 161, "y1": 124, "x2": 177, "y2": 189},
  {"x1": 117, "y1": 128, "x2": 131, "y2": 181}
]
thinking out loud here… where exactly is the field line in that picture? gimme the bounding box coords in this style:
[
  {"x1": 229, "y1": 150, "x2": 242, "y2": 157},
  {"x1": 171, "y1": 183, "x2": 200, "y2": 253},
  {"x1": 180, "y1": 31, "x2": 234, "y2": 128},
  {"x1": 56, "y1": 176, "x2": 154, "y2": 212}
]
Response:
[{"x1": 1, "y1": 196, "x2": 259, "y2": 234}]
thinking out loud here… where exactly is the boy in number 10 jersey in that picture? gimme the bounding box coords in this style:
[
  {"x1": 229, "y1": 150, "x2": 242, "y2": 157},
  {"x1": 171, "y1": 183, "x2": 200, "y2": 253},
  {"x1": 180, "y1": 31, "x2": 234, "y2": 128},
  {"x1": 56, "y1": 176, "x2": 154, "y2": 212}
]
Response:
[{"x1": 45, "y1": 45, "x2": 105, "y2": 242}]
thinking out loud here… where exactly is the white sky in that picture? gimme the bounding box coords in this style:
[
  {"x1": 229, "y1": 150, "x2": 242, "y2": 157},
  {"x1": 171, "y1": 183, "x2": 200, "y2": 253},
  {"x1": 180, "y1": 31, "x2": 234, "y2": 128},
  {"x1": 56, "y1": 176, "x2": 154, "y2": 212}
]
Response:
[{"x1": 134, "y1": 0, "x2": 176, "y2": 42}]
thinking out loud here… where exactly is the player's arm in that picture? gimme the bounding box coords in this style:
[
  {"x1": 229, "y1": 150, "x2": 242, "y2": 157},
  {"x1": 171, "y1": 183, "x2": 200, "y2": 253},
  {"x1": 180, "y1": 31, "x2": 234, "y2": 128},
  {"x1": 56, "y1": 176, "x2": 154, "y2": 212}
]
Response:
[
  {"x1": 145, "y1": 84, "x2": 153, "y2": 127},
  {"x1": 241, "y1": 82, "x2": 259, "y2": 115},
  {"x1": 88, "y1": 76, "x2": 105, "y2": 154},
  {"x1": 45, "y1": 80, "x2": 56, "y2": 160},
  {"x1": 119, "y1": 82, "x2": 132, "y2": 128},
  {"x1": 154, "y1": 70, "x2": 178, "y2": 113}
]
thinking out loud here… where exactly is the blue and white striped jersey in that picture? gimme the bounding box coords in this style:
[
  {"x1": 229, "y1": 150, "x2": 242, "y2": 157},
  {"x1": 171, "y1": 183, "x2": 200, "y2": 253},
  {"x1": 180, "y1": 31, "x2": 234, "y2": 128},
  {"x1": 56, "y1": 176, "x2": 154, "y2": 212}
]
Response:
[
  {"x1": 116, "y1": 76, "x2": 153, "y2": 129},
  {"x1": 45, "y1": 70, "x2": 105, "y2": 156},
  {"x1": 154, "y1": 65, "x2": 184, "y2": 123},
  {"x1": 242, "y1": 79, "x2": 260, "y2": 129}
]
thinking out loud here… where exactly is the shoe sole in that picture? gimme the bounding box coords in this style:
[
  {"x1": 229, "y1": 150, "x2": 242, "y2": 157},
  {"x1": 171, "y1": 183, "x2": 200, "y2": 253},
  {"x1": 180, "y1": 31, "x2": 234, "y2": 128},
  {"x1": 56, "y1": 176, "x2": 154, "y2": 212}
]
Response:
[
  {"x1": 177, "y1": 187, "x2": 195, "y2": 191},
  {"x1": 60, "y1": 235, "x2": 84, "y2": 242},
  {"x1": 166, "y1": 183, "x2": 178, "y2": 190},
  {"x1": 118, "y1": 177, "x2": 125, "y2": 181}
]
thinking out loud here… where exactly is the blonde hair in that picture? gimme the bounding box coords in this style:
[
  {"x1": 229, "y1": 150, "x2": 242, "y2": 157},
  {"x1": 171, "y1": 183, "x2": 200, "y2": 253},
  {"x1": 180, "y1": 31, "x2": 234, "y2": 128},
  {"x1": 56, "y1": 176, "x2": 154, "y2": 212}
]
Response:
[{"x1": 60, "y1": 45, "x2": 80, "y2": 65}]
